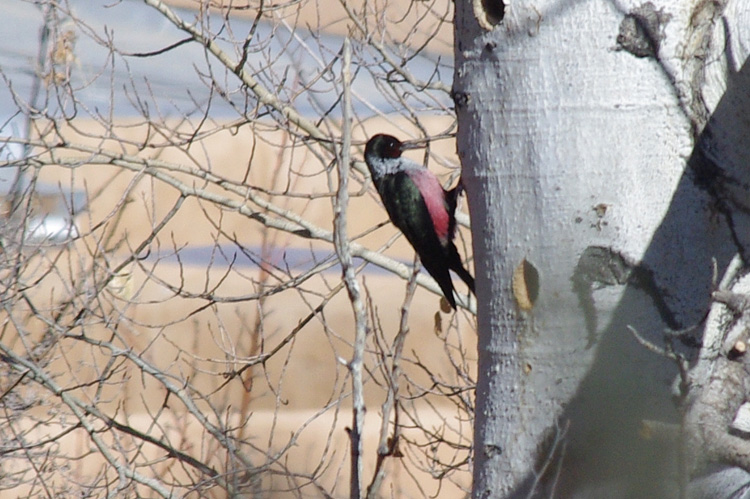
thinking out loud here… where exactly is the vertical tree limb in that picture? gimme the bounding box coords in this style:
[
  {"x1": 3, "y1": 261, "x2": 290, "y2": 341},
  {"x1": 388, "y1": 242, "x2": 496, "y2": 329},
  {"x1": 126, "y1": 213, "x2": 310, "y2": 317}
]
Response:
[{"x1": 332, "y1": 38, "x2": 368, "y2": 499}]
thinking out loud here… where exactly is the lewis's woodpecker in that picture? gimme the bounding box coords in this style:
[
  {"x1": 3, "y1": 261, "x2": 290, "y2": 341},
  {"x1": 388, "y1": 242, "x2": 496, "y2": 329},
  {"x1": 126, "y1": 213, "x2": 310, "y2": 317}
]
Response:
[{"x1": 364, "y1": 134, "x2": 475, "y2": 309}]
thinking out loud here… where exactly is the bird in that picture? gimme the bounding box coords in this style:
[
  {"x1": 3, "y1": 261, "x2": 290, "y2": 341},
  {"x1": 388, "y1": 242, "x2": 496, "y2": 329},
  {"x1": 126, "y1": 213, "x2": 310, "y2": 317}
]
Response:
[{"x1": 364, "y1": 134, "x2": 475, "y2": 309}]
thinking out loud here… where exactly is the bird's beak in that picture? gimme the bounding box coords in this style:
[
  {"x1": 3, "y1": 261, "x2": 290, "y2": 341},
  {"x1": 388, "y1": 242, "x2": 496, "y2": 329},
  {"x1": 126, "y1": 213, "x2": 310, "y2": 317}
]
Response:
[{"x1": 400, "y1": 139, "x2": 428, "y2": 150}]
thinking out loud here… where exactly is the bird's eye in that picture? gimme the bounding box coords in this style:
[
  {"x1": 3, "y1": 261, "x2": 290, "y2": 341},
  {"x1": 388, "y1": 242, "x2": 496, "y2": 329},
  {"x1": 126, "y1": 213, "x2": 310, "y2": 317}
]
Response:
[{"x1": 387, "y1": 140, "x2": 401, "y2": 158}]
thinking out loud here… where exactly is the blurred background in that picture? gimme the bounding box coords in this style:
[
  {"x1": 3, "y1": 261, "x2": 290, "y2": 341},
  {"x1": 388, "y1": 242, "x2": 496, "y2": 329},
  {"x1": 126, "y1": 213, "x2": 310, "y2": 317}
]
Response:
[{"x1": 0, "y1": 1, "x2": 476, "y2": 497}]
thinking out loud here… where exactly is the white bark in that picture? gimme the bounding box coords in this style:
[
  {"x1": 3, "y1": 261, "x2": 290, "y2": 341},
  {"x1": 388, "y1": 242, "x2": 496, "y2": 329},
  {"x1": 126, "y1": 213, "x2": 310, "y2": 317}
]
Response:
[{"x1": 454, "y1": 0, "x2": 750, "y2": 496}]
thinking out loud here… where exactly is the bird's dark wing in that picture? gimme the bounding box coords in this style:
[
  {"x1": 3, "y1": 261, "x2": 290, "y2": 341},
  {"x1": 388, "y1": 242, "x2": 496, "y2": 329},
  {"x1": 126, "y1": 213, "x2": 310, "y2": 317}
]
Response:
[
  {"x1": 445, "y1": 179, "x2": 464, "y2": 239},
  {"x1": 378, "y1": 172, "x2": 457, "y2": 308}
]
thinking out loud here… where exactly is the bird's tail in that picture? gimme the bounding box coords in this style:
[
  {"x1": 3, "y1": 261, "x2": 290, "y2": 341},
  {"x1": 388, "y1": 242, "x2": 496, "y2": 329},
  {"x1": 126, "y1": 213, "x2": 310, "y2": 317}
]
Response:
[
  {"x1": 426, "y1": 263, "x2": 457, "y2": 309},
  {"x1": 455, "y1": 264, "x2": 475, "y2": 296},
  {"x1": 448, "y1": 244, "x2": 475, "y2": 296}
]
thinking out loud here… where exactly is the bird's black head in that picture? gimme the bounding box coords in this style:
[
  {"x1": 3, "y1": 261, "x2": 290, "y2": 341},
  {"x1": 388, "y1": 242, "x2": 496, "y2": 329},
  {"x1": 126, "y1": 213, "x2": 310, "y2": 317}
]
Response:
[{"x1": 365, "y1": 134, "x2": 403, "y2": 160}]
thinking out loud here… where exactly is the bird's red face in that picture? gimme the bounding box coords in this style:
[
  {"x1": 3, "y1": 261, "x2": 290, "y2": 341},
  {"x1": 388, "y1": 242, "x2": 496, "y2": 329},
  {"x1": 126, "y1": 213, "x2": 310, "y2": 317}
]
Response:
[
  {"x1": 380, "y1": 135, "x2": 403, "y2": 158},
  {"x1": 364, "y1": 134, "x2": 423, "y2": 163}
]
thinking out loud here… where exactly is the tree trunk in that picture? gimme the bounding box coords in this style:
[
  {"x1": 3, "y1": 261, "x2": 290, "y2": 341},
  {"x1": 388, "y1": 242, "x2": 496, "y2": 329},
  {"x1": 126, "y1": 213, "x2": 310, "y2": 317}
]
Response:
[{"x1": 454, "y1": 0, "x2": 750, "y2": 496}]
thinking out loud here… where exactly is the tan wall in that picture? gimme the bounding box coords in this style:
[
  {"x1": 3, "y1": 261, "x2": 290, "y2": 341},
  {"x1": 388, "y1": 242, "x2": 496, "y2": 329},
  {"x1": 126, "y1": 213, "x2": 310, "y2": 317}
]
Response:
[{"x1": 161, "y1": 0, "x2": 453, "y2": 55}]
